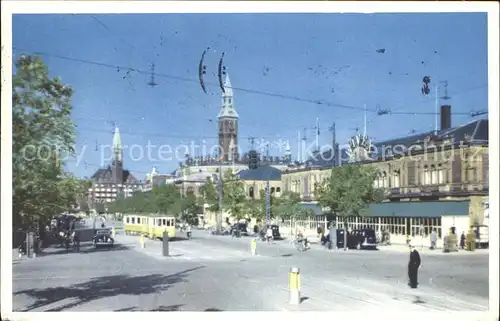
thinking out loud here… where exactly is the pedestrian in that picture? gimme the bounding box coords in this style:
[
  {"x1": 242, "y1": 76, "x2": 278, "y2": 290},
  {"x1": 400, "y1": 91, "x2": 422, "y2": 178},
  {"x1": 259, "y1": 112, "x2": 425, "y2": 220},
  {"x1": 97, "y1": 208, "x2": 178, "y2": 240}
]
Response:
[
  {"x1": 460, "y1": 231, "x2": 466, "y2": 250},
  {"x1": 430, "y1": 229, "x2": 437, "y2": 250},
  {"x1": 408, "y1": 245, "x2": 421, "y2": 289}
]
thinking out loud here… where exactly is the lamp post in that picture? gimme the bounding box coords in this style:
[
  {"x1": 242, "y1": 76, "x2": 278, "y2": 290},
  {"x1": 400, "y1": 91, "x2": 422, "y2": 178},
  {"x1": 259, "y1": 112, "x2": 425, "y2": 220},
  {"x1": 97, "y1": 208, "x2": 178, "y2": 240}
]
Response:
[{"x1": 217, "y1": 159, "x2": 223, "y2": 233}]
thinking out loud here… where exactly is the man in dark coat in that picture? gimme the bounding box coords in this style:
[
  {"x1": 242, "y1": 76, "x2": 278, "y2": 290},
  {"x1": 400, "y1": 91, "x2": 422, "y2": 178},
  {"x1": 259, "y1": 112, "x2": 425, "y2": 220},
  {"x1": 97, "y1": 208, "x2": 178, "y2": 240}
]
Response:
[{"x1": 408, "y1": 245, "x2": 421, "y2": 289}]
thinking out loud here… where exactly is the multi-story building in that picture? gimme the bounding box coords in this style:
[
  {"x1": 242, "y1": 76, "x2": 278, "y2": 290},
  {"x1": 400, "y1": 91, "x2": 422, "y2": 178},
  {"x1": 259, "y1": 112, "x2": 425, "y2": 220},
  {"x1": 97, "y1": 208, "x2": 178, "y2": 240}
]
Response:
[
  {"x1": 88, "y1": 127, "x2": 142, "y2": 207},
  {"x1": 281, "y1": 105, "x2": 489, "y2": 243}
]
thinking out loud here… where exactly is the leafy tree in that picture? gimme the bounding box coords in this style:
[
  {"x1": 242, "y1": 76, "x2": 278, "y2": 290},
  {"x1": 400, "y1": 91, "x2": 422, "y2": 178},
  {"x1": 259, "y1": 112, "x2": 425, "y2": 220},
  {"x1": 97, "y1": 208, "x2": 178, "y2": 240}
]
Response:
[
  {"x1": 201, "y1": 176, "x2": 219, "y2": 213},
  {"x1": 245, "y1": 198, "x2": 263, "y2": 221},
  {"x1": 12, "y1": 55, "x2": 77, "y2": 229},
  {"x1": 181, "y1": 190, "x2": 200, "y2": 225},
  {"x1": 153, "y1": 184, "x2": 182, "y2": 215},
  {"x1": 274, "y1": 191, "x2": 302, "y2": 219},
  {"x1": 222, "y1": 169, "x2": 246, "y2": 221},
  {"x1": 316, "y1": 164, "x2": 379, "y2": 221}
]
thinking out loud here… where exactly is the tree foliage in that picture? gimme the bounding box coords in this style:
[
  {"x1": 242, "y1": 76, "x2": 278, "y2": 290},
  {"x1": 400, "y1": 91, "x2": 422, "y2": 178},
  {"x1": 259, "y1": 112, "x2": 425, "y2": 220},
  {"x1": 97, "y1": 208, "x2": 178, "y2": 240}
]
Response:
[
  {"x1": 180, "y1": 190, "x2": 200, "y2": 225},
  {"x1": 12, "y1": 55, "x2": 84, "y2": 228},
  {"x1": 201, "y1": 176, "x2": 219, "y2": 212},
  {"x1": 108, "y1": 184, "x2": 184, "y2": 216},
  {"x1": 222, "y1": 170, "x2": 246, "y2": 220},
  {"x1": 315, "y1": 164, "x2": 380, "y2": 219},
  {"x1": 274, "y1": 191, "x2": 302, "y2": 219}
]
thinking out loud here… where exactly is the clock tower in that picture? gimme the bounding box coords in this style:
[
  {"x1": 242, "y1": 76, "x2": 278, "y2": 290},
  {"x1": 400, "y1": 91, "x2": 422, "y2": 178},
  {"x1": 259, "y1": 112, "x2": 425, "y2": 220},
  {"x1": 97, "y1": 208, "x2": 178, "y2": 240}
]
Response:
[{"x1": 217, "y1": 74, "x2": 239, "y2": 162}]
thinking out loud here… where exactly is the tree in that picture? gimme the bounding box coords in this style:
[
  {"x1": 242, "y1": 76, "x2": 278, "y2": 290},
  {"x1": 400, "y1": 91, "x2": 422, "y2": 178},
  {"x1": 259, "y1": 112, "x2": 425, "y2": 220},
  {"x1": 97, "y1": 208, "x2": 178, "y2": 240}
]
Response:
[
  {"x1": 222, "y1": 169, "x2": 246, "y2": 221},
  {"x1": 181, "y1": 190, "x2": 200, "y2": 225},
  {"x1": 201, "y1": 176, "x2": 219, "y2": 213},
  {"x1": 274, "y1": 191, "x2": 302, "y2": 219},
  {"x1": 13, "y1": 55, "x2": 77, "y2": 229},
  {"x1": 316, "y1": 164, "x2": 379, "y2": 220},
  {"x1": 153, "y1": 184, "x2": 183, "y2": 215}
]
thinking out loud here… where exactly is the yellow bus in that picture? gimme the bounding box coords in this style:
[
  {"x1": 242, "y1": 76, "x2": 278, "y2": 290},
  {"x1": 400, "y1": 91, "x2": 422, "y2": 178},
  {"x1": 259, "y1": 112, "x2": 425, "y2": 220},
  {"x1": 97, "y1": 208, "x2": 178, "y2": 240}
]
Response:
[{"x1": 123, "y1": 214, "x2": 176, "y2": 239}]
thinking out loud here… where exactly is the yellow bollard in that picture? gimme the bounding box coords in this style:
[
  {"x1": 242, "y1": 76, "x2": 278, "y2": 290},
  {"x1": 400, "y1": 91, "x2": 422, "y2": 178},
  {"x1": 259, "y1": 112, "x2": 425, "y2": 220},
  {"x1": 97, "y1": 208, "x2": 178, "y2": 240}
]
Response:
[
  {"x1": 140, "y1": 234, "x2": 145, "y2": 249},
  {"x1": 288, "y1": 267, "x2": 301, "y2": 305},
  {"x1": 251, "y1": 238, "x2": 257, "y2": 255}
]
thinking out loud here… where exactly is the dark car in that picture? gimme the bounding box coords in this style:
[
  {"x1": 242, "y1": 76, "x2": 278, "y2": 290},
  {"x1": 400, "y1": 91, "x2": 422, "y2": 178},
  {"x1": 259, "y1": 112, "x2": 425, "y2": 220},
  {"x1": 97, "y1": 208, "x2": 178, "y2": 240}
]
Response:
[
  {"x1": 270, "y1": 225, "x2": 281, "y2": 240},
  {"x1": 321, "y1": 228, "x2": 347, "y2": 249},
  {"x1": 347, "y1": 228, "x2": 377, "y2": 250},
  {"x1": 258, "y1": 224, "x2": 282, "y2": 240},
  {"x1": 93, "y1": 228, "x2": 114, "y2": 247},
  {"x1": 230, "y1": 223, "x2": 249, "y2": 237}
]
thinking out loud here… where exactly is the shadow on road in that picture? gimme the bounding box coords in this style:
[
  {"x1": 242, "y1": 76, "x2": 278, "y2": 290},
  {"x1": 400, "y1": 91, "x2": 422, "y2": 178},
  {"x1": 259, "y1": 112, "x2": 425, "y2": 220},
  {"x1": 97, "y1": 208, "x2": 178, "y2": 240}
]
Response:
[
  {"x1": 114, "y1": 304, "x2": 184, "y2": 311},
  {"x1": 36, "y1": 243, "x2": 131, "y2": 257},
  {"x1": 14, "y1": 266, "x2": 205, "y2": 312}
]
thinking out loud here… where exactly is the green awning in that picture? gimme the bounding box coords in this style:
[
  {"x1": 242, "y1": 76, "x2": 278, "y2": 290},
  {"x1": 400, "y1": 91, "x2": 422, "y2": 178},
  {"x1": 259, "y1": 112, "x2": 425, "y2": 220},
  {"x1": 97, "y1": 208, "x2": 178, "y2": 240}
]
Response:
[{"x1": 359, "y1": 201, "x2": 470, "y2": 218}]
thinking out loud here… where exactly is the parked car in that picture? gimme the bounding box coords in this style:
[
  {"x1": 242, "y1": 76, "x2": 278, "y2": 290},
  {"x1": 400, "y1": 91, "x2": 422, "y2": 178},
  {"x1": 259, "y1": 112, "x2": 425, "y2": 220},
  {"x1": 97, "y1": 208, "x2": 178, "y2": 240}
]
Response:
[
  {"x1": 92, "y1": 228, "x2": 114, "y2": 247},
  {"x1": 230, "y1": 222, "x2": 249, "y2": 237},
  {"x1": 258, "y1": 224, "x2": 282, "y2": 241},
  {"x1": 321, "y1": 228, "x2": 346, "y2": 249},
  {"x1": 347, "y1": 228, "x2": 377, "y2": 250}
]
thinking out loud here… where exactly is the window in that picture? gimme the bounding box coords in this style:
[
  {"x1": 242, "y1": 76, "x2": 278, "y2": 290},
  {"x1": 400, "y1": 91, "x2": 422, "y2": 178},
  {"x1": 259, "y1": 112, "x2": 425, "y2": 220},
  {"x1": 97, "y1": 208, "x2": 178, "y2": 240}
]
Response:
[
  {"x1": 126, "y1": 217, "x2": 130, "y2": 224},
  {"x1": 437, "y1": 167, "x2": 444, "y2": 184},
  {"x1": 430, "y1": 165, "x2": 437, "y2": 184},
  {"x1": 137, "y1": 217, "x2": 141, "y2": 224},
  {"x1": 393, "y1": 171, "x2": 400, "y2": 188},
  {"x1": 271, "y1": 187, "x2": 275, "y2": 194},
  {"x1": 276, "y1": 187, "x2": 281, "y2": 193},
  {"x1": 423, "y1": 168, "x2": 431, "y2": 185},
  {"x1": 382, "y1": 172, "x2": 388, "y2": 188},
  {"x1": 131, "y1": 217, "x2": 135, "y2": 224},
  {"x1": 249, "y1": 186, "x2": 254, "y2": 198}
]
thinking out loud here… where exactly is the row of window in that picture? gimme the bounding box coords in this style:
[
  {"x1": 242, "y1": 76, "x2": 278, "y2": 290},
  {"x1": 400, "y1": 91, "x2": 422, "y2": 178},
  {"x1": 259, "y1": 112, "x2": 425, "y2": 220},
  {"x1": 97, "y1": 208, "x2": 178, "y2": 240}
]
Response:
[
  {"x1": 286, "y1": 166, "x2": 482, "y2": 193},
  {"x1": 247, "y1": 186, "x2": 281, "y2": 198},
  {"x1": 125, "y1": 216, "x2": 175, "y2": 227},
  {"x1": 93, "y1": 184, "x2": 140, "y2": 188}
]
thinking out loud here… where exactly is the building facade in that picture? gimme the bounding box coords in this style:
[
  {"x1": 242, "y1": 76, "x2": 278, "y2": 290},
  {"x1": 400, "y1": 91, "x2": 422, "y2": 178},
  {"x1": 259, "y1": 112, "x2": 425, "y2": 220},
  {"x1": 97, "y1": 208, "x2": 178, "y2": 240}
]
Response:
[
  {"x1": 281, "y1": 110, "x2": 489, "y2": 238},
  {"x1": 88, "y1": 127, "x2": 142, "y2": 206}
]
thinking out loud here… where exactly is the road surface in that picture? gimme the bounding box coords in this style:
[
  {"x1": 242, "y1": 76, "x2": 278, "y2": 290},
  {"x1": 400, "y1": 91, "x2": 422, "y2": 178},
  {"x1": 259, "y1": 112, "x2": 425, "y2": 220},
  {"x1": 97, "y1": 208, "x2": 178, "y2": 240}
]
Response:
[{"x1": 12, "y1": 229, "x2": 489, "y2": 311}]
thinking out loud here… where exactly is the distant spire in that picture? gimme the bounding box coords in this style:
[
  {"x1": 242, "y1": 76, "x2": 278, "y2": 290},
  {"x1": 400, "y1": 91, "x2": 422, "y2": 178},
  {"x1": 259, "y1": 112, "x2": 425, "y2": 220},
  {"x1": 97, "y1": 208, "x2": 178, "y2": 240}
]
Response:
[
  {"x1": 112, "y1": 126, "x2": 122, "y2": 162},
  {"x1": 284, "y1": 141, "x2": 291, "y2": 155},
  {"x1": 218, "y1": 73, "x2": 239, "y2": 119},
  {"x1": 223, "y1": 74, "x2": 233, "y2": 97}
]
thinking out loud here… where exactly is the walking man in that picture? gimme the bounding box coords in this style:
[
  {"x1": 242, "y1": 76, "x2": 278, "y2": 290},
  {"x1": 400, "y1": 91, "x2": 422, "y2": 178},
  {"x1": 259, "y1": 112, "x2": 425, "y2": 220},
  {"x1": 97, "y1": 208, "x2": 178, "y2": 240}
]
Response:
[
  {"x1": 408, "y1": 245, "x2": 421, "y2": 289},
  {"x1": 430, "y1": 229, "x2": 437, "y2": 250}
]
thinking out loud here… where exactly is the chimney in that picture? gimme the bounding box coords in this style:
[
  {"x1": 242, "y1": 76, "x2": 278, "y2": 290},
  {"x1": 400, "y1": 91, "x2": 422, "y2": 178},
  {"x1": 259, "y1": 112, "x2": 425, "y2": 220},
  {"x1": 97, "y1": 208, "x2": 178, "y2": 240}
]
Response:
[{"x1": 440, "y1": 105, "x2": 451, "y2": 131}]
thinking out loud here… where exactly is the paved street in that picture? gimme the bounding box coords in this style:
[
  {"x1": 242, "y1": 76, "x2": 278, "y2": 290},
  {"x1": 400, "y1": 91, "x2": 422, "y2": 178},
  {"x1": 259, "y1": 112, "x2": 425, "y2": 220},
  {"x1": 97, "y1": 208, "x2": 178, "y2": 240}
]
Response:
[{"x1": 13, "y1": 229, "x2": 489, "y2": 312}]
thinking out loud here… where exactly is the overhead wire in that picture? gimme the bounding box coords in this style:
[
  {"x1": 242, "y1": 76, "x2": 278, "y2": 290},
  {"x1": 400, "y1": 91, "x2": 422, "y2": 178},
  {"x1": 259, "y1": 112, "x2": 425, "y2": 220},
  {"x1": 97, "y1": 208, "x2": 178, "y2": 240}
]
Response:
[
  {"x1": 75, "y1": 125, "x2": 285, "y2": 141},
  {"x1": 14, "y1": 47, "x2": 485, "y2": 117}
]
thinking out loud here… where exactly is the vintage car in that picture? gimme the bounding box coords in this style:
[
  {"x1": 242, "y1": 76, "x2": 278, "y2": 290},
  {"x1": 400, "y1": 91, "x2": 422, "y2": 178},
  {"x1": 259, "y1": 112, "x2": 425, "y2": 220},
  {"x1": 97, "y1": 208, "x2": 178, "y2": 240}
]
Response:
[
  {"x1": 347, "y1": 228, "x2": 378, "y2": 250},
  {"x1": 92, "y1": 228, "x2": 114, "y2": 247}
]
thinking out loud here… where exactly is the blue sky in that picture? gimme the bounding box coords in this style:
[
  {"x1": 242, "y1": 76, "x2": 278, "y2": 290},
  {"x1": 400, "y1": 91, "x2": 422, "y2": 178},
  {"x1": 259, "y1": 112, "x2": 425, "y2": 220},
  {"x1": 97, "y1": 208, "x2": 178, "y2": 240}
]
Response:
[{"x1": 13, "y1": 13, "x2": 488, "y2": 180}]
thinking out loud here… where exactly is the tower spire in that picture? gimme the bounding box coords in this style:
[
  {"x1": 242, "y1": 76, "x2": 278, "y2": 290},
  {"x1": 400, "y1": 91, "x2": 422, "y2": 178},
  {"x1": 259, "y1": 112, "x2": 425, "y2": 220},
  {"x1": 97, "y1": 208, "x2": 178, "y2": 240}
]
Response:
[
  {"x1": 112, "y1": 126, "x2": 122, "y2": 162},
  {"x1": 218, "y1": 73, "x2": 239, "y2": 119}
]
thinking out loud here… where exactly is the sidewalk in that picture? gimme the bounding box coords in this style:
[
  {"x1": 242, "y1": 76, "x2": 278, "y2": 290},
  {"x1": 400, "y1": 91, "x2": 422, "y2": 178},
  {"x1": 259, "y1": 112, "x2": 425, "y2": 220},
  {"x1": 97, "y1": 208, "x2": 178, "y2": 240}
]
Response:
[{"x1": 377, "y1": 244, "x2": 489, "y2": 256}]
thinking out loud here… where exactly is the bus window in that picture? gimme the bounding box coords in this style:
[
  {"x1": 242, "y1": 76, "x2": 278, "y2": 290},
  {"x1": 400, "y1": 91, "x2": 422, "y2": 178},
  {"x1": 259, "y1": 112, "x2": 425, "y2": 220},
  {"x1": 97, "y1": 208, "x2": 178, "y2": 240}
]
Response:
[
  {"x1": 131, "y1": 217, "x2": 135, "y2": 224},
  {"x1": 126, "y1": 217, "x2": 130, "y2": 224},
  {"x1": 137, "y1": 217, "x2": 141, "y2": 224},
  {"x1": 162, "y1": 219, "x2": 166, "y2": 226},
  {"x1": 158, "y1": 219, "x2": 162, "y2": 226}
]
